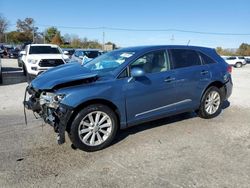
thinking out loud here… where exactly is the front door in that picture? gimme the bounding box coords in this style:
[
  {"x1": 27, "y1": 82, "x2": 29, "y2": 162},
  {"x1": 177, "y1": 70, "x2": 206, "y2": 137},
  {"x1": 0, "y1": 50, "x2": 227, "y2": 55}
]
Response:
[{"x1": 125, "y1": 50, "x2": 177, "y2": 125}]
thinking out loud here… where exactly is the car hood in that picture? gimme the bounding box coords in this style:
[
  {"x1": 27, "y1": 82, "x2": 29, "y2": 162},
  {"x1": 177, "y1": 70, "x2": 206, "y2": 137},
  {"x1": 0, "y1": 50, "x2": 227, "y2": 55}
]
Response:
[
  {"x1": 28, "y1": 54, "x2": 65, "y2": 59},
  {"x1": 31, "y1": 62, "x2": 98, "y2": 90}
]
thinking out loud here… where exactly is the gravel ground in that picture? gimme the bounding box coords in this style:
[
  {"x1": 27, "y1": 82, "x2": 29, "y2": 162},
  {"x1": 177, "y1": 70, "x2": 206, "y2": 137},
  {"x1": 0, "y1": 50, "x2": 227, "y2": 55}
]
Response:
[{"x1": 0, "y1": 59, "x2": 250, "y2": 188}]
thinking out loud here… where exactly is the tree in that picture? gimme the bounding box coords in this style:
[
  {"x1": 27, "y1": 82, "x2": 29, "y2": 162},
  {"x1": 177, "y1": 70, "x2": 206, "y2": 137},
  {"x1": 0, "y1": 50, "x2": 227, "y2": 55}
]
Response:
[
  {"x1": 51, "y1": 33, "x2": 63, "y2": 45},
  {"x1": 7, "y1": 31, "x2": 32, "y2": 44},
  {"x1": 16, "y1": 18, "x2": 35, "y2": 32},
  {"x1": 16, "y1": 17, "x2": 37, "y2": 43},
  {"x1": 0, "y1": 15, "x2": 9, "y2": 42},
  {"x1": 45, "y1": 27, "x2": 60, "y2": 43},
  {"x1": 237, "y1": 43, "x2": 250, "y2": 56}
]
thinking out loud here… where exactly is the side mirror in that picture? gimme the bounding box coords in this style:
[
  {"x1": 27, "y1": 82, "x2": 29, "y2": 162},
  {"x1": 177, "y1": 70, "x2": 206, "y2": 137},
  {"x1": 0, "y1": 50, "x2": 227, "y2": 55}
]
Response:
[
  {"x1": 20, "y1": 50, "x2": 26, "y2": 55},
  {"x1": 63, "y1": 51, "x2": 69, "y2": 55},
  {"x1": 131, "y1": 67, "x2": 145, "y2": 77},
  {"x1": 79, "y1": 55, "x2": 83, "y2": 60}
]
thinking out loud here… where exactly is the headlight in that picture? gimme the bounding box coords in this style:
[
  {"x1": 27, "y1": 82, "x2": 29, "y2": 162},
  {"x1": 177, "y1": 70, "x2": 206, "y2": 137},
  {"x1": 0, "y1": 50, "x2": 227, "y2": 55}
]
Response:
[
  {"x1": 40, "y1": 92, "x2": 65, "y2": 109},
  {"x1": 27, "y1": 59, "x2": 39, "y2": 64}
]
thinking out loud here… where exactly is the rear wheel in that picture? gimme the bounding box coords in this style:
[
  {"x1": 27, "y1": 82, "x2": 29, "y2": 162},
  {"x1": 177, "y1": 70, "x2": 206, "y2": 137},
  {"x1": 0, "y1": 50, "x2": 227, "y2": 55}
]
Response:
[
  {"x1": 235, "y1": 62, "x2": 242, "y2": 68},
  {"x1": 69, "y1": 104, "x2": 118, "y2": 152},
  {"x1": 0, "y1": 70, "x2": 3, "y2": 84},
  {"x1": 197, "y1": 86, "x2": 222, "y2": 119}
]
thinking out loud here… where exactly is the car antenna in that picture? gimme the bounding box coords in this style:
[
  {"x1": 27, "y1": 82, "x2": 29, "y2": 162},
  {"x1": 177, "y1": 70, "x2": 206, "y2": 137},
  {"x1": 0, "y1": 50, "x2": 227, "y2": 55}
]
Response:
[{"x1": 187, "y1": 40, "x2": 191, "y2": 46}]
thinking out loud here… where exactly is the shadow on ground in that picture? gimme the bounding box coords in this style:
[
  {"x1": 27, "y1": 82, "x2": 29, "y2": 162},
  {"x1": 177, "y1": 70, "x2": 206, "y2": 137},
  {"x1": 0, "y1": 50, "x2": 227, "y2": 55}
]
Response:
[{"x1": 111, "y1": 100, "x2": 231, "y2": 146}]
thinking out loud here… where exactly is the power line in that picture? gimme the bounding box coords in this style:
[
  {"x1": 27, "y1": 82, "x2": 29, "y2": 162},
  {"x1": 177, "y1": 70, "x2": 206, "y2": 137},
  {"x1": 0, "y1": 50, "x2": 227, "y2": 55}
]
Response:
[
  {"x1": 8, "y1": 23, "x2": 250, "y2": 36},
  {"x1": 36, "y1": 24, "x2": 250, "y2": 36}
]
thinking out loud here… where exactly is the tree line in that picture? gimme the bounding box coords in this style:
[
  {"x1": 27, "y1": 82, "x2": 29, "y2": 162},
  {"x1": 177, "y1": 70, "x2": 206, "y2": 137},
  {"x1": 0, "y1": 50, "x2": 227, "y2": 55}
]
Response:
[
  {"x1": 0, "y1": 15, "x2": 116, "y2": 49},
  {"x1": 216, "y1": 43, "x2": 250, "y2": 56}
]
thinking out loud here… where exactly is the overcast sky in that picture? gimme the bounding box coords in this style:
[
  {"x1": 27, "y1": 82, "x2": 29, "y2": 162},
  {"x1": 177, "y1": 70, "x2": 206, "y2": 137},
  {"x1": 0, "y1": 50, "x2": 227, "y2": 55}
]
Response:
[{"x1": 1, "y1": 0, "x2": 250, "y2": 48}]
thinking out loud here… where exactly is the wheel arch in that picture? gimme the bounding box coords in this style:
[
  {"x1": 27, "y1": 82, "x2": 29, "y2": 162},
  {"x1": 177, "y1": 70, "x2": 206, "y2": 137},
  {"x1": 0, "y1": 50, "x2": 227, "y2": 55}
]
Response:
[
  {"x1": 200, "y1": 81, "x2": 226, "y2": 102},
  {"x1": 66, "y1": 98, "x2": 121, "y2": 132}
]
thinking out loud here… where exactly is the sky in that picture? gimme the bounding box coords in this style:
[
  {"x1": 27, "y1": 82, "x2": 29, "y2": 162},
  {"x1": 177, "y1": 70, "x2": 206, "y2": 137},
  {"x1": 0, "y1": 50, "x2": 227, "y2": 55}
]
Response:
[{"x1": 1, "y1": 0, "x2": 250, "y2": 48}]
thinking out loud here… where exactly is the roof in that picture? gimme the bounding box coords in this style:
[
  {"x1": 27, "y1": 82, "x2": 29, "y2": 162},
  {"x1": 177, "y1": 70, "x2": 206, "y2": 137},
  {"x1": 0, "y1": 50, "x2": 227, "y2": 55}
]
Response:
[
  {"x1": 118, "y1": 45, "x2": 214, "y2": 52},
  {"x1": 75, "y1": 49, "x2": 101, "y2": 51},
  {"x1": 29, "y1": 44, "x2": 59, "y2": 47}
]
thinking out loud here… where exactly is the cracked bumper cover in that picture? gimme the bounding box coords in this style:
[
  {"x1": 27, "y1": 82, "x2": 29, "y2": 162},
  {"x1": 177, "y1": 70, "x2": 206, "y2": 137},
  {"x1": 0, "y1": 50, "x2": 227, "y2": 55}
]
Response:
[{"x1": 23, "y1": 86, "x2": 74, "y2": 144}]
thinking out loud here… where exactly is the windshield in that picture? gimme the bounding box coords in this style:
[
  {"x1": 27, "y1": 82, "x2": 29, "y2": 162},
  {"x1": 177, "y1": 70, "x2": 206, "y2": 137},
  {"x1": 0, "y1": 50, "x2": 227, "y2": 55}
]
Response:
[
  {"x1": 29, "y1": 46, "x2": 61, "y2": 54},
  {"x1": 83, "y1": 50, "x2": 135, "y2": 74}
]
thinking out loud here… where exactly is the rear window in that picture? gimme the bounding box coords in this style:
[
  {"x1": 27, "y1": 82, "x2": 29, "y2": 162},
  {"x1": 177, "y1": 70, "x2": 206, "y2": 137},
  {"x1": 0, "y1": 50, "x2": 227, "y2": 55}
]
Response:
[
  {"x1": 29, "y1": 46, "x2": 61, "y2": 54},
  {"x1": 84, "y1": 51, "x2": 100, "y2": 58},
  {"x1": 200, "y1": 52, "x2": 216, "y2": 64},
  {"x1": 169, "y1": 49, "x2": 201, "y2": 69},
  {"x1": 238, "y1": 56, "x2": 245, "y2": 59}
]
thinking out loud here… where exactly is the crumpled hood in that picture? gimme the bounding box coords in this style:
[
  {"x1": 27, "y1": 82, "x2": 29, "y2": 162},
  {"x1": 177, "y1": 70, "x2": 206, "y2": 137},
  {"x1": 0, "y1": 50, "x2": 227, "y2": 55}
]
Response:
[{"x1": 31, "y1": 62, "x2": 98, "y2": 90}]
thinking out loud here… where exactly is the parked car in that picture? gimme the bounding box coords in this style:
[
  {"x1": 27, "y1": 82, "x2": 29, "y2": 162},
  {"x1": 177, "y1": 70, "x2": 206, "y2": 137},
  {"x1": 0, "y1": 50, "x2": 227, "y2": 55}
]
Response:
[
  {"x1": 71, "y1": 49, "x2": 102, "y2": 64},
  {"x1": 244, "y1": 56, "x2": 250, "y2": 64},
  {"x1": 23, "y1": 45, "x2": 233, "y2": 152},
  {"x1": 62, "y1": 48, "x2": 75, "y2": 58},
  {"x1": 20, "y1": 44, "x2": 69, "y2": 81},
  {"x1": 223, "y1": 56, "x2": 247, "y2": 68},
  {"x1": 8, "y1": 47, "x2": 20, "y2": 58},
  {"x1": 0, "y1": 57, "x2": 2, "y2": 84}
]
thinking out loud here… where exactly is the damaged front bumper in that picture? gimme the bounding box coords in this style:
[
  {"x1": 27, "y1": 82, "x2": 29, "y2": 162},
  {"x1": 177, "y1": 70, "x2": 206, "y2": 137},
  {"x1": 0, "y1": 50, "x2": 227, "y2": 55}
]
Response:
[{"x1": 23, "y1": 85, "x2": 73, "y2": 144}]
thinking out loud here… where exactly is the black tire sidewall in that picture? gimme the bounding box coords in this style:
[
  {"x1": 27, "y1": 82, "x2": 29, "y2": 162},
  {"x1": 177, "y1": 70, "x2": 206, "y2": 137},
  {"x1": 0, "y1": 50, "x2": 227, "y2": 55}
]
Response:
[
  {"x1": 235, "y1": 62, "x2": 242, "y2": 68},
  {"x1": 69, "y1": 104, "x2": 118, "y2": 152},
  {"x1": 198, "y1": 86, "x2": 222, "y2": 119},
  {"x1": 0, "y1": 70, "x2": 2, "y2": 84}
]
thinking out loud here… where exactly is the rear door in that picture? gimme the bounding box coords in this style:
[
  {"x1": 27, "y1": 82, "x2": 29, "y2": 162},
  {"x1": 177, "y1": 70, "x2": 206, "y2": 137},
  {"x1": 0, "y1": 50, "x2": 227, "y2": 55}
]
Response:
[{"x1": 168, "y1": 49, "x2": 211, "y2": 110}]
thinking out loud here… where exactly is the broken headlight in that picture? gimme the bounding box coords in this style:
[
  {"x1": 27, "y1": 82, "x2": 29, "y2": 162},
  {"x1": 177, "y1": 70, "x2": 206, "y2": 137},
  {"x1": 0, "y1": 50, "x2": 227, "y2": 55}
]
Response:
[{"x1": 40, "y1": 92, "x2": 65, "y2": 109}]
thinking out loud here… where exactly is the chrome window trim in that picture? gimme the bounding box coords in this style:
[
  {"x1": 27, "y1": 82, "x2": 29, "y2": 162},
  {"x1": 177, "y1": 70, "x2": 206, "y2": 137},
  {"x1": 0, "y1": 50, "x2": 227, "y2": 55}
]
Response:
[{"x1": 135, "y1": 99, "x2": 192, "y2": 117}]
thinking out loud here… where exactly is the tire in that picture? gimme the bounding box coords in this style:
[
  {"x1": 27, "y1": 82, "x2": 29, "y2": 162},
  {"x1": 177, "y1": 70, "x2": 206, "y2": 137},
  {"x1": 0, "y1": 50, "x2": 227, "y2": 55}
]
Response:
[
  {"x1": 235, "y1": 62, "x2": 242, "y2": 68},
  {"x1": 26, "y1": 73, "x2": 32, "y2": 83},
  {"x1": 23, "y1": 64, "x2": 27, "y2": 76},
  {"x1": 69, "y1": 104, "x2": 118, "y2": 152},
  {"x1": 0, "y1": 70, "x2": 3, "y2": 84},
  {"x1": 197, "y1": 86, "x2": 222, "y2": 119}
]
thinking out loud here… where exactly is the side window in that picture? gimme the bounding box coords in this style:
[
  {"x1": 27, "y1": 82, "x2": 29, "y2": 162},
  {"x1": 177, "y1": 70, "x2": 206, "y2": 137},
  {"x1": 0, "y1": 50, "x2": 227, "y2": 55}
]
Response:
[
  {"x1": 200, "y1": 52, "x2": 216, "y2": 64},
  {"x1": 74, "y1": 51, "x2": 79, "y2": 57},
  {"x1": 227, "y1": 56, "x2": 236, "y2": 60},
  {"x1": 130, "y1": 50, "x2": 169, "y2": 74},
  {"x1": 118, "y1": 68, "x2": 128, "y2": 79},
  {"x1": 169, "y1": 49, "x2": 201, "y2": 69}
]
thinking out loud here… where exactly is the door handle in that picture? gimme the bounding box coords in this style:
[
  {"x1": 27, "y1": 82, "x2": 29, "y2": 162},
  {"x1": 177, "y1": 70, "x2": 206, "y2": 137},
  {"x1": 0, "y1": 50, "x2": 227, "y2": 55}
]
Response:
[
  {"x1": 164, "y1": 77, "x2": 175, "y2": 82},
  {"x1": 201, "y1": 70, "x2": 209, "y2": 75}
]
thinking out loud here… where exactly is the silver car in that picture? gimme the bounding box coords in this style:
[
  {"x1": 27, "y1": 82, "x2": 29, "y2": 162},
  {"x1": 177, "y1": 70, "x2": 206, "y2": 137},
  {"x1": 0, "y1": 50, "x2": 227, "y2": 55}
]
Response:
[{"x1": 71, "y1": 49, "x2": 102, "y2": 64}]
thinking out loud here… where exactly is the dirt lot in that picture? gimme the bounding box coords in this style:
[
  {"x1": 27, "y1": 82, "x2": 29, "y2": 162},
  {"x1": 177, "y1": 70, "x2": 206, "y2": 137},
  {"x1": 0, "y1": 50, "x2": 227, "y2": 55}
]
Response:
[{"x1": 0, "y1": 59, "x2": 250, "y2": 188}]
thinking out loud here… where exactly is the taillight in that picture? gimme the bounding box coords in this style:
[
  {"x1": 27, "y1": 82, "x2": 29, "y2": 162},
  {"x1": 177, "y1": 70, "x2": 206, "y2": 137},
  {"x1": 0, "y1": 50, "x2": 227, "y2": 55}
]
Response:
[{"x1": 227, "y1": 65, "x2": 232, "y2": 73}]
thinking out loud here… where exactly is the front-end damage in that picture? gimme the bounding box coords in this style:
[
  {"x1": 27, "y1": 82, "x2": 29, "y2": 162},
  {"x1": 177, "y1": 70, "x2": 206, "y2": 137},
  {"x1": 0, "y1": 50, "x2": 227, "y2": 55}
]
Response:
[{"x1": 23, "y1": 85, "x2": 73, "y2": 144}]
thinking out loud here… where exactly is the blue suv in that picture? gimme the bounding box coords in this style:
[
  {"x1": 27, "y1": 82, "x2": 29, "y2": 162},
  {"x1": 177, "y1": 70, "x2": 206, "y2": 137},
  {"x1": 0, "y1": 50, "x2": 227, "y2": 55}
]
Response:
[{"x1": 24, "y1": 45, "x2": 233, "y2": 151}]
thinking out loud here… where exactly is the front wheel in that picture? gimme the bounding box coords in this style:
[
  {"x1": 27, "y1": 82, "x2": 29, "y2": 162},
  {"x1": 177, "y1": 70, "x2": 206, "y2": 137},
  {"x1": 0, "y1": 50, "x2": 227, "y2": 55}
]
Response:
[
  {"x1": 197, "y1": 86, "x2": 222, "y2": 119},
  {"x1": 69, "y1": 104, "x2": 118, "y2": 152}
]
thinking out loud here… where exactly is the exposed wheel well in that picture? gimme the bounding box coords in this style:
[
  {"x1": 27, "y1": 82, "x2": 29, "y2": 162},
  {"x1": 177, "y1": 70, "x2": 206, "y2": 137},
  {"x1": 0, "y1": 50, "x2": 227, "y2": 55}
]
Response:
[
  {"x1": 66, "y1": 99, "x2": 120, "y2": 132},
  {"x1": 202, "y1": 81, "x2": 226, "y2": 101}
]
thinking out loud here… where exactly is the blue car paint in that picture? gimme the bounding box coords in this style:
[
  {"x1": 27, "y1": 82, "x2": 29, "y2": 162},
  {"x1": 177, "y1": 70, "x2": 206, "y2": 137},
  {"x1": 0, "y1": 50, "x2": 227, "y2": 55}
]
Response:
[{"x1": 30, "y1": 45, "x2": 232, "y2": 129}]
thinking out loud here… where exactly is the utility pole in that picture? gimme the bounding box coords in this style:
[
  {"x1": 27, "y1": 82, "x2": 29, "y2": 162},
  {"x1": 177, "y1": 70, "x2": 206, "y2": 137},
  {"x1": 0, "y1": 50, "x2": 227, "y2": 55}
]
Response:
[
  {"x1": 44, "y1": 30, "x2": 46, "y2": 44},
  {"x1": 5, "y1": 33, "x2": 7, "y2": 43},
  {"x1": 102, "y1": 31, "x2": 105, "y2": 51},
  {"x1": 170, "y1": 34, "x2": 175, "y2": 44}
]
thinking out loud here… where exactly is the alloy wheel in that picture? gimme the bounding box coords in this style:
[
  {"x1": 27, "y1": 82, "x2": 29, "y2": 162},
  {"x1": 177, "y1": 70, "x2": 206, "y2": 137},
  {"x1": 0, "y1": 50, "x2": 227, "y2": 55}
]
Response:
[
  {"x1": 78, "y1": 111, "x2": 112, "y2": 146},
  {"x1": 205, "y1": 91, "x2": 221, "y2": 115}
]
